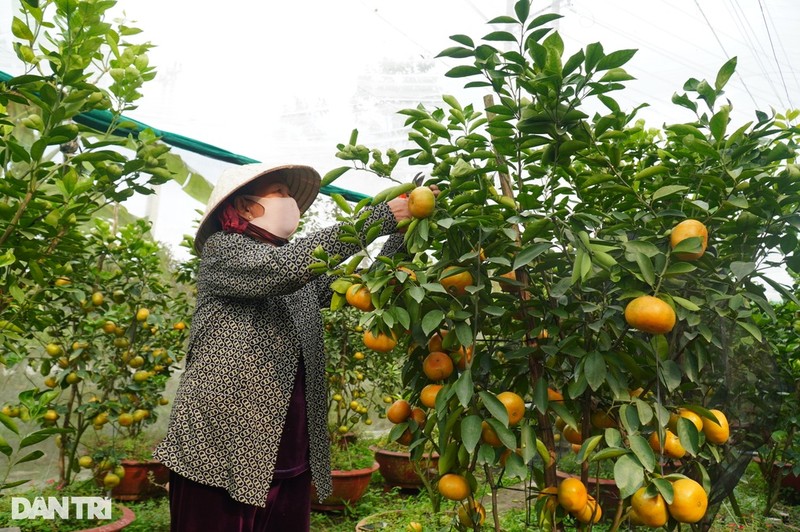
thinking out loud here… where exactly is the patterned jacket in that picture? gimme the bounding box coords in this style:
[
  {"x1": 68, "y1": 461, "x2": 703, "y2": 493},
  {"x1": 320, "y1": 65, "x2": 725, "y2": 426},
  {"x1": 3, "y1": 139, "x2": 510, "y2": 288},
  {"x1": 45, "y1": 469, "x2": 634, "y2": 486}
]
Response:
[{"x1": 153, "y1": 204, "x2": 400, "y2": 507}]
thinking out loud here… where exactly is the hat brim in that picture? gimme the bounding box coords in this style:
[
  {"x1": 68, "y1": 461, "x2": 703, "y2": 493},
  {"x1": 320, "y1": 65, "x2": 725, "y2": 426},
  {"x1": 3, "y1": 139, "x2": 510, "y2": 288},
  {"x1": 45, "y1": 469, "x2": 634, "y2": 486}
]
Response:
[{"x1": 194, "y1": 164, "x2": 320, "y2": 254}]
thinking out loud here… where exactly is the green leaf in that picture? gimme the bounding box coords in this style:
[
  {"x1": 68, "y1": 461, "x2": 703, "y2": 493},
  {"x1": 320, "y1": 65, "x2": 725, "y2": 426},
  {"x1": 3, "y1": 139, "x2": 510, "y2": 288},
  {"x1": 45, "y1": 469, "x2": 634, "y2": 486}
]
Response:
[
  {"x1": 629, "y1": 434, "x2": 656, "y2": 472},
  {"x1": 455, "y1": 322, "x2": 473, "y2": 349},
  {"x1": 635, "y1": 252, "x2": 655, "y2": 287},
  {"x1": 634, "y1": 398, "x2": 654, "y2": 426},
  {"x1": 16, "y1": 449, "x2": 44, "y2": 465},
  {"x1": 592, "y1": 447, "x2": 629, "y2": 461},
  {"x1": 419, "y1": 119, "x2": 449, "y2": 138},
  {"x1": 619, "y1": 404, "x2": 641, "y2": 434},
  {"x1": 392, "y1": 307, "x2": 411, "y2": 331},
  {"x1": 737, "y1": 320, "x2": 762, "y2": 342},
  {"x1": 479, "y1": 391, "x2": 510, "y2": 427},
  {"x1": 0, "y1": 435, "x2": 12, "y2": 456},
  {"x1": 483, "y1": 31, "x2": 517, "y2": 42},
  {"x1": 624, "y1": 241, "x2": 660, "y2": 258},
  {"x1": 551, "y1": 402, "x2": 578, "y2": 433},
  {"x1": 330, "y1": 292, "x2": 346, "y2": 311},
  {"x1": 715, "y1": 57, "x2": 737, "y2": 91},
  {"x1": 504, "y1": 451, "x2": 527, "y2": 479},
  {"x1": 514, "y1": 0, "x2": 530, "y2": 22},
  {"x1": 449, "y1": 34, "x2": 475, "y2": 47},
  {"x1": 20, "y1": 428, "x2": 65, "y2": 449},
  {"x1": 598, "y1": 68, "x2": 635, "y2": 82},
  {"x1": 710, "y1": 107, "x2": 730, "y2": 142},
  {"x1": 576, "y1": 435, "x2": 603, "y2": 462},
  {"x1": 527, "y1": 13, "x2": 562, "y2": 31},
  {"x1": 445, "y1": 66, "x2": 482, "y2": 78},
  {"x1": 422, "y1": 309, "x2": 444, "y2": 336},
  {"x1": 730, "y1": 261, "x2": 756, "y2": 282},
  {"x1": 634, "y1": 165, "x2": 671, "y2": 180},
  {"x1": 330, "y1": 278, "x2": 353, "y2": 295},
  {"x1": 1, "y1": 479, "x2": 30, "y2": 490},
  {"x1": 436, "y1": 46, "x2": 474, "y2": 59},
  {"x1": 585, "y1": 42, "x2": 604, "y2": 71},
  {"x1": 672, "y1": 236, "x2": 703, "y2": 256},
  {"x1": 408, "y1": 285, "x2": 425, "y2": 304},
  {"x1": 520, "y1": 423, "x2": 537, "y2": 463},
  {"x1": 652, "y1": 477, "x2": 675, "y2": 504},
  {"x1": 584, "y1": 351, "x2": 607, "y2": 391},
  {"x1": 513, "y1": 243, "x2": 550, "y2": 269},
  {"x1": 659, "y1": 360, "x2": 683, "y2": 392},
  {"x1": 535, "y1": 438, "x2": 551, "y2": 467},
  {"x1": 672, "y1": 296, "x2": 700, "y2": 311},
  {"x1": 389, "y1": 422, "x2": 409, "y2": 444},
  {"x1": 683, "y1": 136, "x2": 720, "y2": 159},
  {"x1": 483, "y1": 306, "x2": 507, "y2": 317},
  {"x1": 596, "y1": 49, "x2": 637, "y2": 70},
  {"x1": 454, "y1": 369, "x2": 473, "y2": 408},
  {"x1": 12, "y1": 17, "x2": 35, "y2": 41},
  {"x1": 330, "y1": 193, "x2": 352, "y2": 214},
  {"x1": 321, "y1": 166, "x2": 350, "y2": 188},
  {"x1": 0, "y1": 250, "x2": 16, "y2": 269},
  {"x1": 461, "y1": 415, "x2": 482, "y2": 452},
  {"x1": 0, "y1": 413, "x2": 19, "y2": 435},
  {"x1": 488, "y1": 418, "x2": 517, "y2": 450},
  {"x1": 614, "y1": 454, "x2": 645, "y2": 499},
  {"x1": 487, "y1": 16, "x2": 518, "y2": 24},
  {"x1": 651, "y1": 185, "x2": 689, "y2": 201},
  {"x1": 665, "y1": 262, "x2": 697, "y2": 276},
  {"x1": 676, "y1": 418, "x2": 700, "y2": 456},
  {"x1": 605, "y1": 428, "x2": 623, "y2": 448}
]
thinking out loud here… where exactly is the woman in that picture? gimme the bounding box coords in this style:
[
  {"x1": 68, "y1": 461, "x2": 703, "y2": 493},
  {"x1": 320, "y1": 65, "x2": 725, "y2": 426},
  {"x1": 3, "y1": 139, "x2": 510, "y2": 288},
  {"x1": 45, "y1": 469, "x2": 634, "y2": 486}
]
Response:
[{"x1": 153, "y1": 163, "x2": 419, "y2": 531}]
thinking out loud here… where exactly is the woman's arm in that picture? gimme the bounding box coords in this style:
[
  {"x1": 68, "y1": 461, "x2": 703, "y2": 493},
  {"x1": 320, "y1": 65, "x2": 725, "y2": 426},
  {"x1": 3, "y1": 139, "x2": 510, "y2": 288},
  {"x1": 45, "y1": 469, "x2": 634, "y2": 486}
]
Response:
[{"x1": 198, "y1": 203, "x2": 398, "y2": 300}]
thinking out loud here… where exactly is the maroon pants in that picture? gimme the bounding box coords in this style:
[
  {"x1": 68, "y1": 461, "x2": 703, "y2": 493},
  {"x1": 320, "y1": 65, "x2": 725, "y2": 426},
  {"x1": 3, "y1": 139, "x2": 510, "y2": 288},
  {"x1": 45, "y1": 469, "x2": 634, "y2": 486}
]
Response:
[{"x1": 168, "y1": 468, "x2": 311, "y2": 532}]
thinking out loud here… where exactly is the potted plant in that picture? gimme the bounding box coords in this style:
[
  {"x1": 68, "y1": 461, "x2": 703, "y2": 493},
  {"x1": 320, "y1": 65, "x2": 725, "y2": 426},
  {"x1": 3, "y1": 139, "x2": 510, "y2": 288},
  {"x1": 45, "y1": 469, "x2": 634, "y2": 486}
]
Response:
[
  {"x1": 89, "y1": 431, "x2": 170, "y2": 501},
  {"x1": 0, "y1": 0, "x2": 196, "y2": 495},
  {"x1": 310, "y1": 306, "x2": 403, "y2": 511},
  {"x1": 370, "y1": 436, "x2": 439, "y2": 491},
  {"x1": 22, "y1": 219, "x2": 193, "y2": 493},
  {"x1": 310, "y1": 437, "x2": 379, "y2": 512}
]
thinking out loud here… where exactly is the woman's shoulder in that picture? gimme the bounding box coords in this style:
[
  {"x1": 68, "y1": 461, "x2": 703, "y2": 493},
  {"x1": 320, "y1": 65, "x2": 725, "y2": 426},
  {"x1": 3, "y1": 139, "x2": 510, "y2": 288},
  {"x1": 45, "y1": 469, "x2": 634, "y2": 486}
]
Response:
[{"x1": 202, "y1": 231, "x2": 261, "y2": 254}]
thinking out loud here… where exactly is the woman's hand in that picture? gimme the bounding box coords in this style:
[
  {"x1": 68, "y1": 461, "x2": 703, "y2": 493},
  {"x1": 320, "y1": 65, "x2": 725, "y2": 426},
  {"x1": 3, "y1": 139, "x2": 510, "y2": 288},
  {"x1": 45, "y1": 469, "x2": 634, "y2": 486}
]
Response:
[{"x1": 387, "y1": 185, "x2": 440, "y2": 227}]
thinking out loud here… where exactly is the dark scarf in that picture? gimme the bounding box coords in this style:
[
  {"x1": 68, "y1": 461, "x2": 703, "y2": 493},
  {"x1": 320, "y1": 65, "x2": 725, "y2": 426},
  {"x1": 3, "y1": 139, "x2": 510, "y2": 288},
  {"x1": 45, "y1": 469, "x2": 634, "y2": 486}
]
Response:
[{"x1": 217, "y1": 202, "x2": 289, "y2": 247}]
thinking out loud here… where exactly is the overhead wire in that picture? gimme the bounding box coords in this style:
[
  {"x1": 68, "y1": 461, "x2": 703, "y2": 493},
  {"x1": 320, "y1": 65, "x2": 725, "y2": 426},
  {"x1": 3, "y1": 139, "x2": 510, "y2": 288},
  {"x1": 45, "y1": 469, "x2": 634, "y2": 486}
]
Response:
[
  {"x1": 761, "y1": 0, "x2": 800, "y2": 93},
  {"x1": 725, "y1": 0, "x2": 785, "y2": 105},
  {"x1": 692, "y1": 0, "x2": 760, "y2": 108},
  {"x1": 566, "y1": 3, "x2": 717, "y2": 74},
  {"x1": 758, "y1": 0, "x2": 795, "y2": 109},
  {"x1": 562, "y1": 3, "x2": 720, "y2": 107}
]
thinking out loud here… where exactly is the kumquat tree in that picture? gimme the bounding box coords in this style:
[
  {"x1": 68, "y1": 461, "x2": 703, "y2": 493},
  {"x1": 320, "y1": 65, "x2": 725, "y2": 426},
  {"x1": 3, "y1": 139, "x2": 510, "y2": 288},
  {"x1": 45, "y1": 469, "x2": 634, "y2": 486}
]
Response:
[
  {"x1": 313, "y1": 0, "x2": 800, "y2": 529},
  {"x1": 0, "y1": 0, "x2": 197, "y2": 492}
]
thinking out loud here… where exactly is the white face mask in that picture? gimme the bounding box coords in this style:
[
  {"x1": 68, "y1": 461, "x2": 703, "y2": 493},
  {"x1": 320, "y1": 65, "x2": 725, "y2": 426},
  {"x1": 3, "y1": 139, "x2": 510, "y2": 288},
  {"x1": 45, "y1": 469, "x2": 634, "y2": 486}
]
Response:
[{"x1": 243, "y1": 195, "x2": 301, "y2": 238}]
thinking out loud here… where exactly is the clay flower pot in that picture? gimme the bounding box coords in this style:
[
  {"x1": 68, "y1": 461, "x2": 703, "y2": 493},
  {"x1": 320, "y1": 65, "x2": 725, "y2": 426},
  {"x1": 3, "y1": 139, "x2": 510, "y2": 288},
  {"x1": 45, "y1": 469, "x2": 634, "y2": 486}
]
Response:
[
  {"x1": 310, "y1": 462, "x2": 379, "y2": 512},
  {"x1": 371, "y1": 445, "x2": 439, "y2": 490},
  {"x1": 95, "y1": 459, "x2": 169, "y2": 501},
  {"x1": 76, "y1": 503, "x2": 135, "y2": 532},
  {"x1": 753, "y1": 455, "x2": 800, "y2": 491}
]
